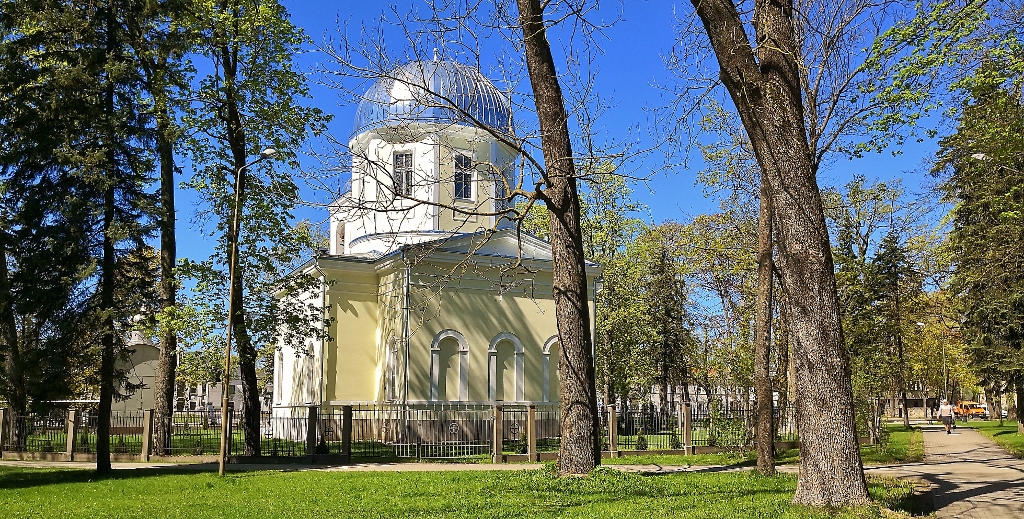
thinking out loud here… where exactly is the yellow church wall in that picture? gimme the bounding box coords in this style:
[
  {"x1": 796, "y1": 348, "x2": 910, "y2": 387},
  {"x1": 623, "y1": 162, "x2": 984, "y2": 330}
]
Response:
[
  {"x1": 406, "y1": 257, "x2": 594, "y2": 404},
  {"x1": 320, "y1": 262, "x2": 380, "y2": 403},
  {"x1": 375, "y1": 266, "x2": 407, "y2": 402},
  {"x1": 435, "y1": 135, "x2": 517, "y2": 235}
]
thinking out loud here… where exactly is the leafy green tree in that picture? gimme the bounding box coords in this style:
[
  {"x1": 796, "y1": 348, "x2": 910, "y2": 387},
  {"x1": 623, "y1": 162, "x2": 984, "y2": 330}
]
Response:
[
  {"x1": 121, "y1": 0, "x2": 193, "y2": 457},
  {"x1": 0, "y1": 0, "x2": 158, "y2": 472},
  {"x1": 180, "y1": 0, "x2": 328, "y2": 456},
  {"x1": 869, "y1": 231, "x2": 924, "y2": 428},
  {"x1": 935, "y1": 59, "x2": 1024, "y2": 427},
  {"x1": 673, "y1": 213, "x2": 757, "y2": 400},
  {"x1": 578, "y1": 172, "x2": 652, "y2": 408}
]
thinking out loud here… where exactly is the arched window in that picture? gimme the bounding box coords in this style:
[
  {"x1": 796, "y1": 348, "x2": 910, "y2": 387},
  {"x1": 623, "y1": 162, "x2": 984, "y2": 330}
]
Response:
[
  {"x1": 430, "y1": 330, "x2": 469, "y2": 401},
  {"x1": 542, "y1": 336, "x2": 560, "y2": 402},
  {"x1": 489, "y1": 332, "x2": 524, "y2": 402},
  {"x1": 384, "y1": 337, "x2": 400, "y2": 402}
]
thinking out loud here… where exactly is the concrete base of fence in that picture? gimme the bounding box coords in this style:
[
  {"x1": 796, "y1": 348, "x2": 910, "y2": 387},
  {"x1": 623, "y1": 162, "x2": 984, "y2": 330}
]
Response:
[
  {"x1": 1, "y1": 452, "x2": 73, "y2": 462},
  {"x1": 0, "y1": 452, "x2": 146, "y2": 463}
]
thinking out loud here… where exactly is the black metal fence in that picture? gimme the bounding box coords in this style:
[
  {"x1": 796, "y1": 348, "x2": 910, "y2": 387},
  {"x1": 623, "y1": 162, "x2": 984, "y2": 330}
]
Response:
[
  {"x1": 617, "y1": 407, "x2": 684, "y2": 450},
  {"x1": 0, "y1": 409, "x2": 67, "y2": 453},
  {"x1": 535, "y1": 404, "x2": 561, "y2": 452},
  {"x1": 162, "y1": 410, "x2": 220, "y2": 456},
  {"x1": 689, "y1": 402, "x2": 798, "y2": 448},
  {"x1": 0, "y1": 401, "x2": 799, "y2": 460}
]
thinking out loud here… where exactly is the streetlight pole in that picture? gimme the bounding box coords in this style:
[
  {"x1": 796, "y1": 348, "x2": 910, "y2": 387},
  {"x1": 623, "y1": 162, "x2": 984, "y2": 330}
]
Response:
[
  {"x1": 218, "y1": 147, "x2": 277, "y2": 477},
  {"x1": 942, "y1": 341, "x2": 948, "y2": 401}
]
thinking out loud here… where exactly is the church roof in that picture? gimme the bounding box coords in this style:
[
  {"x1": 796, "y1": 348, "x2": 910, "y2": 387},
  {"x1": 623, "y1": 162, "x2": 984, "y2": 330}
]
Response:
[
  {"x1": 354, "y1": 228, "x2": 599, "y2": 269},
  {"x1": 351, "y1": 58, "x2": 513, "y2": 138}
]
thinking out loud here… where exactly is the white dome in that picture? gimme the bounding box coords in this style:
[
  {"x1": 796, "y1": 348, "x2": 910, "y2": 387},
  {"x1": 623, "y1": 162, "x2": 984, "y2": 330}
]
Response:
[{"x1": 352, "y1": 59, "x2": 513, "y2": 138}]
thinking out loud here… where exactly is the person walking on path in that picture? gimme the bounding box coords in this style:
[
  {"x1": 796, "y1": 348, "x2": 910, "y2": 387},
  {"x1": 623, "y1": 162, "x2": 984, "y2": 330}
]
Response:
[{"x1": 938, "y1": 399, "x2": 956, "y2": 434}]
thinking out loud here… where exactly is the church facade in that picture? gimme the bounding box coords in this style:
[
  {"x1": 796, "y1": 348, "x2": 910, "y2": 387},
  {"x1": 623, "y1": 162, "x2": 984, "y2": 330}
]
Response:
[{"x1": 272, "y1": 58, "x2": 599, "y2": 413}]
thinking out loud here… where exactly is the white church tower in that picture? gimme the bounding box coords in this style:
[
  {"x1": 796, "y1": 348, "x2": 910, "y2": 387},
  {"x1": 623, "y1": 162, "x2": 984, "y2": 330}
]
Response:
[{"x1": 330, "y1": 54, "x2": 518, "y2": 256}]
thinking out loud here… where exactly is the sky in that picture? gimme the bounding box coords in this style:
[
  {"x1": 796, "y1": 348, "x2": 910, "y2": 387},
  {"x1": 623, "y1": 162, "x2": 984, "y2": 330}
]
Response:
[{"x1": 178, "y1": 1, "x2": 944, "y2": 263}]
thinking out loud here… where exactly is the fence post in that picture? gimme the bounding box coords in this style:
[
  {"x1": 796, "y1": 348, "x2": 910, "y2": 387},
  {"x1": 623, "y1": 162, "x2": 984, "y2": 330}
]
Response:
[
  {"x1": 607, "y1": 405, "x2": 618, "y2": 455},
  {"x1": 492, "y1": 405, "x2": 503, "y2": 464},
  {"x1": 683, "y1": 402, "x2": 693, "y2": 455},
  {"x1": 65, "y1": 409, "x2": 78, "y2": 460},
  {"x1": 527, "y1": 404, "x2": 537, "y2": 462},
  {"x1": 675, "y1": 402, "x2": 684, "y2": 451},
  {"x1": 306, "y1": 406, "x2": 318, "y2": 457},
  {"x1": 342, "y1": 405, "x2": 353, "y2": 463},
  {"x1": 0, "y1": 408, "x2": 7, "y2": 456},
  {"x1": 140, "y1": 409, "x2": 153, "y2": 462}
]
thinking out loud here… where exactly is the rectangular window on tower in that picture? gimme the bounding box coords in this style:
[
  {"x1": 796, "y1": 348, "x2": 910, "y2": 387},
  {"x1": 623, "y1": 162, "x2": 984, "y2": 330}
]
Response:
[
  {"x1": 393, "y1": 152, "x2": 413, "y2": 197},
  {"x1": 493, "y1": 166, "x2": 512, "y2": 212},
  {"x1": 454, "y1": 153, "x2": 473, "y2": 200}
]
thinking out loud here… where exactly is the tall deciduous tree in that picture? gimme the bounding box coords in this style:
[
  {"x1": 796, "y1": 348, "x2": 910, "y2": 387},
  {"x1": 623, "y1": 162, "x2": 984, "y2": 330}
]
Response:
[
  {"x1": 686, "y1": 0, "x2": 869, "y2": 504},
  {"x1": 182, "y1": 0, "x2": 327, "y2": 455},
  {"x1": 516, "y1": 0, "x2": 601, "y2": 475},
  {"x1": 695, "y1": 101, "x2": 776, "y2": 473},
  {"x1": 122, "y1": 0, "x2": 192, "y2": 457}
]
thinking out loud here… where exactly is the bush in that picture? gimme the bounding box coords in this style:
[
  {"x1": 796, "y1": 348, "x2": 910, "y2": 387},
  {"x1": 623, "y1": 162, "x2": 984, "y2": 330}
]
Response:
[{"x1": 636, "y1": 429, "x2": 648, "y2": 451}]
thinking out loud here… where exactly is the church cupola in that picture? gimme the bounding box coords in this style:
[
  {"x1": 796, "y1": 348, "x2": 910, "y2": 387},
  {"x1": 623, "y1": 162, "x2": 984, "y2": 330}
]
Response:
[{"x1": 329, "y1": 56, "x2": 517, "y2": 256}]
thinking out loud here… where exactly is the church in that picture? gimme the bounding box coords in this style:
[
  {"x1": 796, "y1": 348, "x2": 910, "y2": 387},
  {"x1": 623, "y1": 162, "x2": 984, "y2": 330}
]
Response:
[{"x1": 272, "y1": 57, "x2": 600, "y2": 413}]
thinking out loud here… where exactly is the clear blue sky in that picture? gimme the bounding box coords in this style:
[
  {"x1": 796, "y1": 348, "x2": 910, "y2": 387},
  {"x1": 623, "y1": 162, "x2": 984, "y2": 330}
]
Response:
[
  {"x1": 292, "y1": 1, "x2": 940, "y2": 213},
  {"x1": 178, "y1": 1, "x2": 942, "y2": 262}
]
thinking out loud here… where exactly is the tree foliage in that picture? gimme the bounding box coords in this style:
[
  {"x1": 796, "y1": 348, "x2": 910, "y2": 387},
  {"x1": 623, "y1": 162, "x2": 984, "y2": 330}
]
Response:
[{"x1": 935, "y1": 58, "x2": 1024, "y2": 401}]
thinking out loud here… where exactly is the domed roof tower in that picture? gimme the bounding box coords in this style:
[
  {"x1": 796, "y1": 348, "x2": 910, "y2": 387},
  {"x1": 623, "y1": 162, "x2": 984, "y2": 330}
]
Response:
[
  {"x1": 351, "y1": 59, "x2": 513, "y2": 139},
  {"x1": 330, "y1": 56, "x2": 517, "y2": 256}
]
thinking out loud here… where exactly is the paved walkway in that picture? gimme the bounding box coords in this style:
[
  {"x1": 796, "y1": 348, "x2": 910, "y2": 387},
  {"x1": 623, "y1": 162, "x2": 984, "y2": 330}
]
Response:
[{"x1": 873, "y1": 425, "x2": 1024, "y2": 518}]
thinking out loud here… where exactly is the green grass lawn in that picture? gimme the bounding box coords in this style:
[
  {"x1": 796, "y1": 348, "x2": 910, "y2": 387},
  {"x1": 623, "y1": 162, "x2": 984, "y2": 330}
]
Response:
[
  {"x1": 962, "y1": 420, "x2": 1024, "y2": 458},
  {"x1": 603, "y1": 425, "x2": 923, "y2": 468},
  {"x1": 860, "y1": 426, "x2": 924, "y2": 465},
  {"x1": 602, "y1": 451, "x2": 759, "y2": 467},
  {"x1": 0, "y1": 465, "x2": 915, "y2": 518}
]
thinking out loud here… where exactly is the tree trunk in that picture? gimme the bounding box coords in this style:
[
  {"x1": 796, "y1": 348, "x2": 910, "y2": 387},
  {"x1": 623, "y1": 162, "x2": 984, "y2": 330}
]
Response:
[
  {"x1": 218, "y1": 0, "x2": 261, "y2": 457},
  {"x1": 754, "y1": 179, "x2": 775, "y2": 475},
  {"x1": 153, "y1": 96, "x2": 177, "y2": 455},
  {"x1": 97, "y1": 181, "x2": 116, "y2": 474},
  {"x1": 690, "y1": 0, "x2": 868, "y2": 505},
  {"x1": 896, "y1": 334, "x2": 910, "y2": 428},
  {"x1": 1017, "y1": 374, "x2": 1024, "y2": 435},
  {"x1": 517, "y1": 0, "x2": 600, "y2": 475},
  {"x1": 96, "y1": 4, "x2": 118, "y2": 473},
  {"x1": 0, "y1": 238, "x2": 27, "y2": 448},
  {"x1": 893, "y1": 271, "x2": 909, "y2": 429},
  {"x1": 993, "y1": 383, "x2": 1003, "y2": 426},
  {"x1": 775, "y1": 294, "x2": 791, "y2": 413}
]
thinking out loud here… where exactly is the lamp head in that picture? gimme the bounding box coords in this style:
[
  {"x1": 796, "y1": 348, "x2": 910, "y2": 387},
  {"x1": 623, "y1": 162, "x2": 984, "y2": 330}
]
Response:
[
  {"x1": 971, "y1": 153, "x2": 990, "y2": 161},
  {"x1": 260, "y1": 148, "x2": 279, "y2": 159}
]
